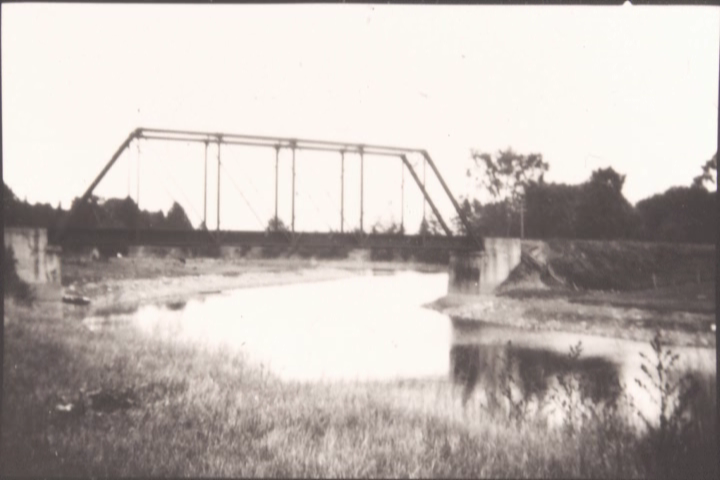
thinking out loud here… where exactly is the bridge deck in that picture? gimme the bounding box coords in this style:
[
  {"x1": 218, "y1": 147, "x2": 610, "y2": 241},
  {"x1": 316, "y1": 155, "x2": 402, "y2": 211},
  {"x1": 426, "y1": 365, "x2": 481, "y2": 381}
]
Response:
[{"x1": 49, "y1": 228, "x2": 481, "y2": 251}]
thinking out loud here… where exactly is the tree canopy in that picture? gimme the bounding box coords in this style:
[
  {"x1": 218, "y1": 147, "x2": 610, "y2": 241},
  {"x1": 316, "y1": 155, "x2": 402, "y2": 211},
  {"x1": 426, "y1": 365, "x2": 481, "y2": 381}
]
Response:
[
  {"x1": 574, "y1": 167, "x2": 639, "y2": 240},
  {"x1": 455, "y1": 155, "x2": 715, "y2": 244},
  {"x1": 165, "y1": 202, "x2": 194, "y2": 231},
  {"x1": 467, "y1": 148, "x2": 549, "y2": 237},
  {"x1": 4, "y1": 185, "x2": 194, "y2": 232},
  {"x1": 692, "y1": 152, "x2": 717, "y2": 189},
  {"x1": 636, "y1": 186, "x2": 716, "y2": 244}
]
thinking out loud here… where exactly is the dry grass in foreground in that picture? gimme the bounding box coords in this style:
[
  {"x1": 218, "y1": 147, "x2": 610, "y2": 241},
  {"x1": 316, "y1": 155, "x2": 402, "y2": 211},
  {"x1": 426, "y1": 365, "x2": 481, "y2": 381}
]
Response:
[{"x1": 2, "y1": 301, "x2": 717, "y2": 478}]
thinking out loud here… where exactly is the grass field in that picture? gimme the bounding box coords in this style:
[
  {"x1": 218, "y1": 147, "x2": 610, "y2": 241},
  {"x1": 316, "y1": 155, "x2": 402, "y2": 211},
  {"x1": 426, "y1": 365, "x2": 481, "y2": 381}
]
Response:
[{"x1": 3, "y1": 299, "x2": 716, "y2": 478}]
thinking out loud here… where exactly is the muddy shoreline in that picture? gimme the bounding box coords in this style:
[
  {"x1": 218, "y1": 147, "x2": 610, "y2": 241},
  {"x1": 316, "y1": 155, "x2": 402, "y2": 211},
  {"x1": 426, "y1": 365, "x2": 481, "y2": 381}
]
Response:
[
  {"x1": 61, "y1": 254, "x2": 446, "y2": 314},
  {"x1": 59, "y1": 254, "x2": 715, "y2": 349},
  {"x1": 426, "y1": 287, "x2": 716, "y2": 348}
]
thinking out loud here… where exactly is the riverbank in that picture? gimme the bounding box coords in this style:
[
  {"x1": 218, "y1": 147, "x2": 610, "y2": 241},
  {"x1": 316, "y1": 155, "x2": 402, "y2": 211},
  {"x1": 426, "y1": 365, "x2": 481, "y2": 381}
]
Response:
[
  {"x1": 4, "y1": 299, "x2": 716, "y2": 478},
  {"x1": 427, "y1": 282, "x2": 716, "y2": 349},
  {"x1": 426, "y1": 238, "x2": 716, "y2": 349},
  {"x1": 3, "y1": 254, "x2": 716, "y2": 478}
]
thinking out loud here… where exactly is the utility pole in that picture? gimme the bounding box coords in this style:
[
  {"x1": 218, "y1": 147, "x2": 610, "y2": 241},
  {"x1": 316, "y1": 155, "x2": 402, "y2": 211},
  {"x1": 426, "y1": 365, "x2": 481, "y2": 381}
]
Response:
[
  {"x1": 291, "y1": 143, "x2": 296, "y2": 233},
  {"x1": 203, "y1": 141, "x2": 208, "y2": 229},
  {"x1": 340, "y1": 150, "x2": 345, "y2": 233},
  {"x1": 359, "y1": 147, "x2": 364, "y2": 233},
  {"x1": 217, "y1": 138, "x2": 221, "y2": 231},
  {"x1": 274, "y1": 145, "x2": 280, "y2": 223}
]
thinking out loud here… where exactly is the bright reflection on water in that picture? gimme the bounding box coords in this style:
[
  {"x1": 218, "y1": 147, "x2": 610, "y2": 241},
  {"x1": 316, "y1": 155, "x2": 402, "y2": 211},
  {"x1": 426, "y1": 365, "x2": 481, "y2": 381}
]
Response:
[{"x1": 130, "y1": 271, "x2": 453, "y2": 382}]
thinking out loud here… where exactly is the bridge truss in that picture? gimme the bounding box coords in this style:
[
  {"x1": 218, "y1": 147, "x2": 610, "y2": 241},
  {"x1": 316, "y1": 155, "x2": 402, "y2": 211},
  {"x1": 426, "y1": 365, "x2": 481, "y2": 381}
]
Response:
[{"x1": 55, "y1": 128, "x2": 481, "y2": 251}]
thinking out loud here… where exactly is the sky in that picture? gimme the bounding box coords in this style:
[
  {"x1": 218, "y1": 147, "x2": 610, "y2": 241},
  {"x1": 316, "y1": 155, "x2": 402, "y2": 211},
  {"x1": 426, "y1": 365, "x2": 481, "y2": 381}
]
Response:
[{"x1": 2, "y1": 3, "x2": 718, "y2": 233}]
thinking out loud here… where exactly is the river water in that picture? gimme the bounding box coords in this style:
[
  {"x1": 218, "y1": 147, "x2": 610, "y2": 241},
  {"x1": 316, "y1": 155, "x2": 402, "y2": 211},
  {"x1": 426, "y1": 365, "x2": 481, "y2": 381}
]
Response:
[{"x1": 83, "y1": 270, "x2": 716, "y2": 423}]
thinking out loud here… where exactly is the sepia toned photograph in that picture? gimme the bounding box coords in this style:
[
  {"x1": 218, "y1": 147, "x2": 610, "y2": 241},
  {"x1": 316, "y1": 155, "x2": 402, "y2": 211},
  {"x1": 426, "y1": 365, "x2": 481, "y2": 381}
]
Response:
[{"x1": 2, "y1": 2, "x2": 717, "y2": 478}]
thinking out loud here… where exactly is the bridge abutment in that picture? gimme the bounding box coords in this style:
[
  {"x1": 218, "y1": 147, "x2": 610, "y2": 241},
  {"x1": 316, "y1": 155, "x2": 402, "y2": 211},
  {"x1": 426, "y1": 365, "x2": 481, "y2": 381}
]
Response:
[
  {"x1": 4, "y1": 227, "x2": 63, "y2": 302},
  {"x1": 448, "y1": 238, "x2": 521, "y2": 296}
]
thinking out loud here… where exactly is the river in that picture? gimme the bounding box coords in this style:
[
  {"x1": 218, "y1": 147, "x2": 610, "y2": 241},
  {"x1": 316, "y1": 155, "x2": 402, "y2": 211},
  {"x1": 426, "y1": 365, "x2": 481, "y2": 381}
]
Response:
[{"x1": 83, "y1": 269, "x2": 716, "y2": 425}]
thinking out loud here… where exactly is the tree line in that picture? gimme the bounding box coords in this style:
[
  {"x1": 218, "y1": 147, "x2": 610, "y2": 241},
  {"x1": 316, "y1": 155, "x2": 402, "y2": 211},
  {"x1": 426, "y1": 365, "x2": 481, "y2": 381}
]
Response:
[
  {"x1": 455, "y1": 150, "x2": 716, "y2": 244},
  {"x1": 3, "y1": 184, "x2": 194, "y2": 231},
  {"x1": 4, "y1": 150, "x2": 715, "y2": 244}
]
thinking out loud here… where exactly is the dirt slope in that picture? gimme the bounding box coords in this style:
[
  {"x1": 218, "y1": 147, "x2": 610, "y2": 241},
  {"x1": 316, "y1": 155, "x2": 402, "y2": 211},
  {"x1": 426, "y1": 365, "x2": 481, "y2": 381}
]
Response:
[{"x1": 500, "y1": 239, "x2": 715, "y2": 293}]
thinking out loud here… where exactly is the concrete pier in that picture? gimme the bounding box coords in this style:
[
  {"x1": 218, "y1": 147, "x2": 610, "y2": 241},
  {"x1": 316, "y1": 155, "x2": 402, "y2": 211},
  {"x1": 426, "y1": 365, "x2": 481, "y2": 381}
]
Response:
[
  {"x1": 448, "y1": 237, "x2": 522, "y2": 295},
  {"x1": 4, "y1": 227, "x2": 62, "y2": 301}
]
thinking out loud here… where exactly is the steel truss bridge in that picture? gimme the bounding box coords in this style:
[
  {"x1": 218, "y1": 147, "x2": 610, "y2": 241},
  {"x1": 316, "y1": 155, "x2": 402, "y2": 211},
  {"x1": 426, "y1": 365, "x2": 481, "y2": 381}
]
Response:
[{"x1": 51, "y1": 128, "x2": 482, "y2": 252}]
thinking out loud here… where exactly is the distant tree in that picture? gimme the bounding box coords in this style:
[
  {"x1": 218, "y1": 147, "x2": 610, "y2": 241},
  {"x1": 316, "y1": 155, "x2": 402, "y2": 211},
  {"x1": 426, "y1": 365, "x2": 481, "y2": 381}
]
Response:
[
  {"x1": 453, "y1": 196, "x2": 515, "y2": 237},
  {"x1": 636, "y1": 186, "x2": 716, "y2": 244},
  {"x1": 452, "y1": 196, "x2": 523, "y2": 238},
  {"x1": 692, "y1": 152, "x2": 717, "y2": 190},
  {"x1": 66, "y1": 195, "x2": 103, "y2": 229},
  {"x1": 370, "y1": 220, "x2": 404, "y2": 235},
  {"x1": 477, "y1": 201, "x2": 518, "y2": 237},
  {"x1": 3, "y1": 183, "x2": 18, "y2": 207},
  {"x1": 468, "y1": 148, "x2": 548, "y2": 237},
  {"x1": 453, "y1": 198, "x2": 478, "y2": 235},
  {"x1": 102, "y1": 197, "x2": 141, "y2": 229},
  {"x1": 588, "y1": 167, "x2": 627, "y2": 192},
  {"x1": 575, "y1": 167, "x2": 638, "y2": 240},
  {"x1": 4, "y1": 183, "x2": 20, "y2": 226},
  {"x1": 266, "y1": 216, "x2": 289, "y2": 233},
  {"x1": 391, "y1": 222, "x2": 406, "y2": 236},
  {"x1": 3, "y1": 184, "x2": 187, "y2": 233},
  {"x1": 141, "y1": 210, "x2": 167, "y2": 230},
  {"x1": 29, "y1": 202, "x2": 63, "y2": 229},
  {"x1": 419, "y1": 217, "x2": 443, "y2": 236},
  {"x1": 524, "y1": 182, "x2": 582, "y2": 239},
  {"x1": 164, "y1": 202, "x2": 194, "y2": 230},
  {"x1": 3, "y1": 182, "x2": 67, "y2": 228}
]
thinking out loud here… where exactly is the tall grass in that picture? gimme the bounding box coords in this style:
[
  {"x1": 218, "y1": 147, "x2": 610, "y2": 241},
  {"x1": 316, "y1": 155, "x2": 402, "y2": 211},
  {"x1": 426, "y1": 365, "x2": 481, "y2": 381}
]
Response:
[
  {"x1": 633, "y1": 332, "x2": 718, "y2": 479},
  {"x1": 455, "y1": 332, "x2": 718, "y2": 479},
  {"x1": 2, "y1": 303, "x2": 716, "y2": 478}
]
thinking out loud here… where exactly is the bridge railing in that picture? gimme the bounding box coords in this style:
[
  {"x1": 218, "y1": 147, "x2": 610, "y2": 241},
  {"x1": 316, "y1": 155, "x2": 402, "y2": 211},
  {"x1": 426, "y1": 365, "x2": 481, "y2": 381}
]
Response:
[{"x1": 49, "y1": 227, "x2": 479, "y2": 251}]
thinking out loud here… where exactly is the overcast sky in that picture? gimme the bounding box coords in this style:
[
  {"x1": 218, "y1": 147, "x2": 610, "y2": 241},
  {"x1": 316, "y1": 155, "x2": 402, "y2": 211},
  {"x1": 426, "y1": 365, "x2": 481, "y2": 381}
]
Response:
[{"x1": 2, "y1": 4, "x2": 718, "y2": 232}]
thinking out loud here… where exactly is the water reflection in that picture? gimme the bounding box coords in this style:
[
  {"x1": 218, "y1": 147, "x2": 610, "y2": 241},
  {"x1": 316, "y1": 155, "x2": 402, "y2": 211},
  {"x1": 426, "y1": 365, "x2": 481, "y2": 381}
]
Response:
[
  {"x1": 449, "y1": 319, "x2": 716, "y2": 425},
  {"x1": 450, "y1": 343, "x2": 621, "y2": 406},
  {"x1": 83, "y1": 271, "x2": 715, "y2": 424}
]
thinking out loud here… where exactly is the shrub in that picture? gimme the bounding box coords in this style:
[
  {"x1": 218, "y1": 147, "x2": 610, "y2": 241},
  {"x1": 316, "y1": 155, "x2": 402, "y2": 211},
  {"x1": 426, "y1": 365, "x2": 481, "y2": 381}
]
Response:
[{"x1": 634, "y1": 331, "x2": 718, "y2": 479}]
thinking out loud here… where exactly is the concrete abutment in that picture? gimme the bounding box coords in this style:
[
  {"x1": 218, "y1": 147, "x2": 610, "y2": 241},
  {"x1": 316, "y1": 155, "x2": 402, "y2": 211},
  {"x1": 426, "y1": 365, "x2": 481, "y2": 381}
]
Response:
[
  {"x1": 448, "y1": 237, "x2": 521, "y2": 296},
  {"x1": 4, "y1": 227, "x2": 63, "y2": 301}
]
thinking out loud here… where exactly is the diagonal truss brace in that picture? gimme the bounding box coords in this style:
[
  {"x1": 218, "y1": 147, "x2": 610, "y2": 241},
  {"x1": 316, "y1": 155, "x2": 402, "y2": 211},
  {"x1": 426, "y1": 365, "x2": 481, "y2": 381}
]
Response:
[{"x1": 399, "y1": 154, "x2": 452, "y2": 236}]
